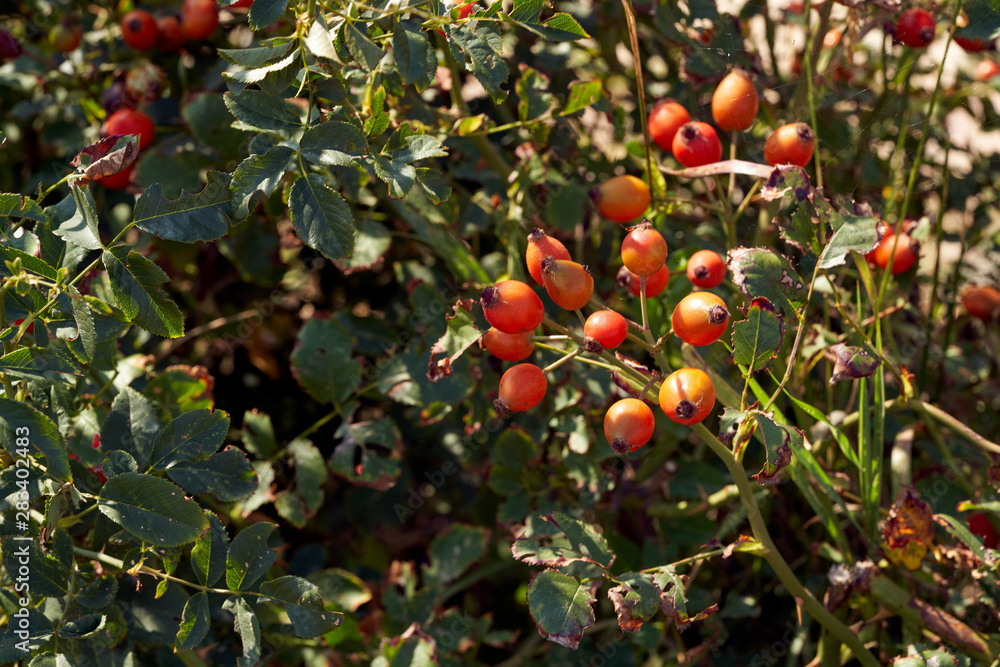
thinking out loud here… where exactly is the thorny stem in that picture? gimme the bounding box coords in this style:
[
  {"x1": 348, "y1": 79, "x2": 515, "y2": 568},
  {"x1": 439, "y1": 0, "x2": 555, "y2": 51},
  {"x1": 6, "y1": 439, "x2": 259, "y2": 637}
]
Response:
[{"x1": 73, "y1": 547, "x2": 234, "y2": 595}]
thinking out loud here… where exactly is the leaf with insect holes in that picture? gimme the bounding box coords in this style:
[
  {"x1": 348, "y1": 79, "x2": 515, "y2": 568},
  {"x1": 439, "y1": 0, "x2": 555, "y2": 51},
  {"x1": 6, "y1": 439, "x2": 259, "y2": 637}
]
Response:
[
  {"x1": 72, "y1": 135, "x2": 138, "y2": 184},
  {"x1": 526, "y1": 570, "x2": 596, "y2": 649},
  {"x1": 0, "y1": 193, "x2": 46, "y2": 223},
  {"x1": 511, "y1": 512, "x2": 614, "y2": 569},
  {"x1": 608, "y1": 572, "x2": 660, "y2": 633},
  {"x1": 259, "y1": 576, "x2": 342, "y2": 637},
  {"x1": 731, "y1": 297, "x2": 784, "y2": 373},
  {"x1": 748, "y1": 411, "x2": 797, "y2": 485},
  {"x1": 727, "y1": 247, "x2": 805, "y2": 316},
  {"x1": 133, "y1": 171, "x2": 232, "y2": 243},
  {"x1": 563, "y1": 80, "x2": 604, "y2": 114},
  {"x1": 176, "y1": 592, "x2": 211, "y2": 651},
  {"x1": 825, "y1": 343, "x2": 880, "y2": 384},
  {"x1": 651, "y1": 564, "x2": 719, "y2": 630},
  {"x1": 427, "y1": 299, "x2": 480, "y2": 381},
  {"x1": 290, "y1": 317, "x2": 360, "y2": 404},
  {"x1": 222, "y1": 596, "x2": 261, "y2": 667},
  {"x1": 330, "y1": 418, "x2": 402, "y2": 491},
  {"x1": 445, "y1": 22, "x2": 508, "y2": 104}
]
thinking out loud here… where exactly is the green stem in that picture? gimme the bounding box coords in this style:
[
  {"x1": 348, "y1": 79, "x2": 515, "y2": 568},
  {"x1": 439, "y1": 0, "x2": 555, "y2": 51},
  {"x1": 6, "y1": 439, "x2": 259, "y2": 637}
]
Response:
[
  {"x1": 690, "y1": 423, "x2": 880, "y2": 667},
  {"x1": 72, "y1": 546, "x2": 233, "y2": 595}
]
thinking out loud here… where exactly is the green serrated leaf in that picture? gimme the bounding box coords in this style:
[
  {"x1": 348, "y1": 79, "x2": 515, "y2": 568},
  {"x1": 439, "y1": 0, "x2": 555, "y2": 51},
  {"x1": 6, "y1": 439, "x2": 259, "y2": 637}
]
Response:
[
  {"x1": 102, "y1": 245, "x2": 185, "y2": 338},
  {"x1": 330, "y1": 418, "x2": 402, "y2": 490},
  {"x1": 218, "y1": 42, "x2": 294, "y2": 68},
  {"x1": 727, "y1": 246, "x2": 805, "y2": 316},
  {"x1": 393, "y1": 22, "x2": 434, "y2": 87},
  {"x1": 731, "y1": 296, "x2": 784, "y2": 373},
  {"x1": 101, "y1": 386, "x2": 160, "y2": 470},
  {"x1": 97, "y1": 472, "x2": 209, "y2": 546},
  {"x1": 226, "y1": 521, "x2": 277, "y2": 591},
  {"x1": 192, "y1": 511, "x2": 229, "y2": 587},
  {"x1": 0, "y1": 347, "x2": 79, "y2": 384},
  {"x1": 66, "y1": 285, "x2": 96, "y2": 361},
  {"x1": 0, "y1": 398, "x2": 70, "y2": 480},
  {"x1": 446, "y1": 23, "x2": 508, "y2": 103},
  {"x1": 290, "y1": 317, "x2": 360, "y2": 404},
  {"x1": 133, "y1": 171, "x2": 233, "y2": 243},
  {"x1": 248, "y1": 0, "x2": 290, "y2": 30},
  {"x1": 0, "y1": 245, "x2": 57, "y2": 281},
  {"x1": 423, "y1": 524, "x2": 489, "y2": 587},
  {"x1": 304, "y1": 15, "x2": 341, "y2": 61},
  {"x1": 343, "y1": 22, "x2": 385, "y2": 71},
  {"x1": 224, "y1": 90, "x2": 301, "y2": 133},
  {"x1": 1, "y1": 536, "x2": 69, "y2": 597},
  {"x1": 562, "y1": 80, "x2": 604, "y2": 115},
  {"x1": 819, "y1": 214, "x2": 879, "y2": 270},
  {"x1": 288, "y1": 174, "x2": 356, "y2": 260},
  {"x1": 222, "y1": 596, "x2": 262, "y2": 667},
  {"x1": 176, "y1": 592, "x2": 211, "y2": 651},
  {"x1": 230, "y1": 145, "x2": 296, "y2": 217},
  {"x1": 259, "y1": 576, "x2": 342, "y2": 637},
  {"x1": 300, "y1": 121, "x2": 368, "y2": 167},
  {"x1": 53, "y1": 187, "x2": 101, "y2": 250},
  {"x1": 167, "y1": 448, "x2": 257, "y2": 501},
  {"x1": 148, "y1": 409, "x2": 230, "y2": 471},
  {"x1": 0, "y1": 193, "x2": 46, "y2": 222},
  {"x1": 364, "y1": 86, "x2": 391, "y2": 138},
  {"x1": 288, "y1": 438, "x2": 325, "y2": 512},
  {"x1": 526, "y1": 570, "x2": 595, "y2": 649}
]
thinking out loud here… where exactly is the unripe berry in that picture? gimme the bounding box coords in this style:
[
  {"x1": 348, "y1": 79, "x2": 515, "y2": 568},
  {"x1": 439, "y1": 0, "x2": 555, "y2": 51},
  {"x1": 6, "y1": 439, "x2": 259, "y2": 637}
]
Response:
[
  {"x1": 604, "y1": 398, "x2": 655, "y2": 452},
  {"x1": 584, "y1": 310, "x2": 629, "y2": 351},
  {"x1": 658, "y1": 368, "x2": 716, "y2": 425},
  {"x1": 621, "y1": 221, "x2": 668, "y2": 277},
  {"x1": 541, "y1": 258, "x2": 594, "y2": 311},
  {"x1": 481, "y1": 280, "x2": 545, "y2": 334},
  {"x1": 525, "y1": 228, "x2": 570, "y2": 285},
  {"x1": 496, "y1": 363, "x2": 547, "y2": 415},
  {"x1": 482, "y1": 328, "x2": 535, "y2": 361},
  {"x1": 686, "y1": 250, "x2": 726, "y2": 288},
  {"x1": 672, "y1": 292, "x2": 730, "y2": 346}
]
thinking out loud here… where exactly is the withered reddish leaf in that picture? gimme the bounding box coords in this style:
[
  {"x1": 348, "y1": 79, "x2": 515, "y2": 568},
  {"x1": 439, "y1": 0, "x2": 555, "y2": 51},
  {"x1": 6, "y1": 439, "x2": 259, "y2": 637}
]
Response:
[
  {"x1": 825, "y1": 343, "x2": 880, "y2": 384},
  {"x1": 749, "y1": 411, "x2": 797, "y2": 485},
  {"x1": 427, "y1": 299, "x2": 480, "y2": 381},
  {"x1": 607, "y1": 573, "x2": 660, "y2": 633},
  {"x1": 882, "y1": 487, "x2": 935, "y2": 570},
  {"x1": 73, "y1": 135, "x2": 139, "y2": 184},
  {"x1": 651, "y1": 565, "x2": 718, "y2": 631}
]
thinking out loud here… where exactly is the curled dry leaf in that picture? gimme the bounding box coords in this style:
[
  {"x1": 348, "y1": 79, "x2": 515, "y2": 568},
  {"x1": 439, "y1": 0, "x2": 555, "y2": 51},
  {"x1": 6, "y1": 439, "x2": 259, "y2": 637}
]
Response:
[
  {"x1": 825, "y1": 343, "x2": 880, "y2": 384},
  {"x1": 72, "y1": 135, "x2": 139, "y2": 185}
]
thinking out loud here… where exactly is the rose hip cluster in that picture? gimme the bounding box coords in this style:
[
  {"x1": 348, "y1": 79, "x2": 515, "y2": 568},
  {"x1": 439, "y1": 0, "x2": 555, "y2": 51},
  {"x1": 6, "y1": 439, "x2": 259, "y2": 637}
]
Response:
[{"x1": 480, "y1": 223, "x2": 731, "y2": 454}]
